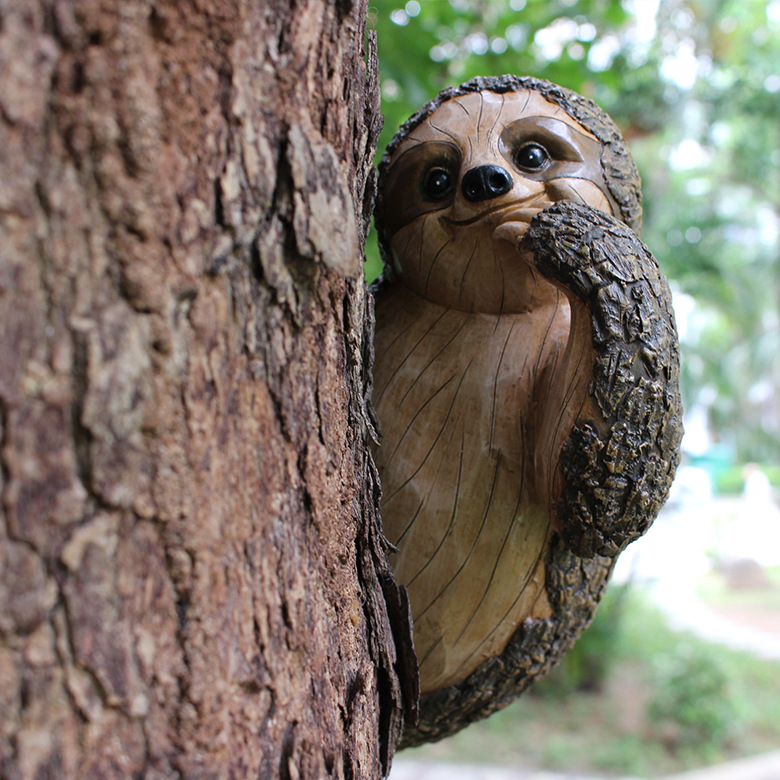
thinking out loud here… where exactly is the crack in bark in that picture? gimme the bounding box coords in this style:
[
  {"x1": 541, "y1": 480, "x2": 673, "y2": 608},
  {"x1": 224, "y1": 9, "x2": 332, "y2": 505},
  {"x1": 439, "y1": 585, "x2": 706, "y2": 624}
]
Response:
[
  {"x1": 0, "y1": 397, "x2": 10, "y2": 538},
  {"x1": 69, "y1": 328, "x2": 93, "y2": 496}
]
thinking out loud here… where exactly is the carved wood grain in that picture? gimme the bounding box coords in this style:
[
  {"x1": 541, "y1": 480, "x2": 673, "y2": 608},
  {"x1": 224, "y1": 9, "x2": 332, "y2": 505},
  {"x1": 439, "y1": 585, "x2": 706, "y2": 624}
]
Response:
[{"x1": 372, "y1": 78, "x2": 682, "y2": 746}]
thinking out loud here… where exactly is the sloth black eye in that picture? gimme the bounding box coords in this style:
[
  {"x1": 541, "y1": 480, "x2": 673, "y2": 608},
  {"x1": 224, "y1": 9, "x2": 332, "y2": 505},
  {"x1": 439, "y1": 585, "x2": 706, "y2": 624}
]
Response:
[
  {"x1": 422, "y1": 167, "x2": 454, "y2": 199},
  {"x1": 515, "y1": 143, "x2": 549, "y2": 171}
]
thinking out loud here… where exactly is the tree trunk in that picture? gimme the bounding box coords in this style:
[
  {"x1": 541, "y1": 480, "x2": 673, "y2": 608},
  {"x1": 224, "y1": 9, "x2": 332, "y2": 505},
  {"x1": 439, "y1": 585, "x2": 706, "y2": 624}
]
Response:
[{"x1": 0, "y1": 1, "x2": 412, "y2": 778}]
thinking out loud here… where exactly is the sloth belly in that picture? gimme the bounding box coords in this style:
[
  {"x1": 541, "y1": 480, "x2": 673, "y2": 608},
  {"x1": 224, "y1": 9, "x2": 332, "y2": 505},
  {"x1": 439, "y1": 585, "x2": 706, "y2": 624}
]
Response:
[{"x1": 373, "y1": 288, "x2": 569, "y2": 693}]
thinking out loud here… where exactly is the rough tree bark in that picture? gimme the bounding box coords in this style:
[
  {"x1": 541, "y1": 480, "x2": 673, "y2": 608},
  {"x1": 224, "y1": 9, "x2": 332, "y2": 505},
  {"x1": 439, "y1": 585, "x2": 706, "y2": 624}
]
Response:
[{"x1": 0, "y1": 1, "x2": 412, "y2": 778}]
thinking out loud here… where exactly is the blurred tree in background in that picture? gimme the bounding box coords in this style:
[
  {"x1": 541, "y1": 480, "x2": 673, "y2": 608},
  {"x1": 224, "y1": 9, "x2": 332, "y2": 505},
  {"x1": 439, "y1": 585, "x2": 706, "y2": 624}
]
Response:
[{"x1": 367, "y1": 0, "x2": 780, "y2": 465}]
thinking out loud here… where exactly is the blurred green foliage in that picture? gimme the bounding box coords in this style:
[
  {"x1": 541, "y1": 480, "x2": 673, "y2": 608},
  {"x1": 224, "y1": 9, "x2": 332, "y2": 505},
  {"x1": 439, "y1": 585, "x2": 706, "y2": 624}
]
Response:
[
  {"x1": 367, "y1": 0, "x2": 780, "y2": 462},
  {"x1": 715, "y1": 462, "x2": 780, "y2": 494},
  {"x1": 647, "y1": 643, "x2": 738, "y2": 749}
]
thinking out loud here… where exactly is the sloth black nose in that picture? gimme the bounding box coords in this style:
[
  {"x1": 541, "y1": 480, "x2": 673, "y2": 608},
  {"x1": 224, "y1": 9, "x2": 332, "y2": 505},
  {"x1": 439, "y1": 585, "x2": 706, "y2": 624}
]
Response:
[{"x1": 461, "y1": 165, "x2": 514, "y2": 202}]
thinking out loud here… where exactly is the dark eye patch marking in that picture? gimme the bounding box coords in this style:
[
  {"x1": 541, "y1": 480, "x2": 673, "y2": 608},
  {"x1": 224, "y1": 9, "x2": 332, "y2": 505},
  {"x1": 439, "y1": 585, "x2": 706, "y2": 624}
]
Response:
[
  {"x1": 381, "y1": 141, "x2": 461, "y2": 236},
  {"x1": 498, "y1": 116, "x2": 618, "y2": 214}
]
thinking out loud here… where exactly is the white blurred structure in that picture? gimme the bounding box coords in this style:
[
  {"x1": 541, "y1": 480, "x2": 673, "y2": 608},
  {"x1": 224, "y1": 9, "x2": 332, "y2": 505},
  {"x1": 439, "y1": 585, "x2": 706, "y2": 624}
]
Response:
[{"x1": 716, "y1": 464, "x2": 780, "y2": 568}]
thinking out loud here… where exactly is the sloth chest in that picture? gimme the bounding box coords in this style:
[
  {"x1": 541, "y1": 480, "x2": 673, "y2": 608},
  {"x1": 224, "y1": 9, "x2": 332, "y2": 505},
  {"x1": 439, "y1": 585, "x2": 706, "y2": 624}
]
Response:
[
  {"x1": 372, "y1": 292, "x2": 568, "y2": 692},
  {"x1": 373, "y1": 296, "x2": 567, "y2": 513}
]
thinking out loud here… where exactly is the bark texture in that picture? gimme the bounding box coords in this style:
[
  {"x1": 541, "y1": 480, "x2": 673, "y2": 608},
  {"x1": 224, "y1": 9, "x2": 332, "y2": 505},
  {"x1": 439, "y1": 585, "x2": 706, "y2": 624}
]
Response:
[{"x1": 0, "y1": 1, "x2": 411, "y2": 778}]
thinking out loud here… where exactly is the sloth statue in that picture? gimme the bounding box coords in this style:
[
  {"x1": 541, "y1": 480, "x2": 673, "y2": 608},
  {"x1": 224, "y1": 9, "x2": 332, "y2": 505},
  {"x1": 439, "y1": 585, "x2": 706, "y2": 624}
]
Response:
[{"x1": 371, "y1": 75, "x2": 683, "y2": 746}]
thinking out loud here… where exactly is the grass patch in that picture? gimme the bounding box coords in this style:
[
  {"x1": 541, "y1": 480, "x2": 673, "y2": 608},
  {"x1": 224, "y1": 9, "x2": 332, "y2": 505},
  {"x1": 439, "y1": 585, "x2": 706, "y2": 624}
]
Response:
[{"x1": 400, "y1": 585, "x2": 780, "y2": 778}]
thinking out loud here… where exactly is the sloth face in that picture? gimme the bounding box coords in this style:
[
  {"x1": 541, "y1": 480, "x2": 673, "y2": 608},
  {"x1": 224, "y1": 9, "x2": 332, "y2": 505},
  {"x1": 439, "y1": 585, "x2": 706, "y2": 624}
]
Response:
[{"x1": 379, "y1": 89, "x2": 615, "y2": 313}]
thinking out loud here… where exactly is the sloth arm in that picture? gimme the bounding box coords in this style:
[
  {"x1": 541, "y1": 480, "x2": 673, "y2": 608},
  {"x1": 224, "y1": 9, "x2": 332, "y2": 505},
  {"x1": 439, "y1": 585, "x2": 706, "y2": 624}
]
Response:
[{"x1": 504, "y1": 200, "x2": 683, "y2": 558}]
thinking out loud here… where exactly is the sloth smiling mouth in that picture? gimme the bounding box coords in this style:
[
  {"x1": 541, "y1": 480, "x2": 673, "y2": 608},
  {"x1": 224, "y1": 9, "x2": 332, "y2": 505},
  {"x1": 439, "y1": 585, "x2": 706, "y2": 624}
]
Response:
[{"x1": 444, "y1": 198, "x2": 553, "y2": 228}]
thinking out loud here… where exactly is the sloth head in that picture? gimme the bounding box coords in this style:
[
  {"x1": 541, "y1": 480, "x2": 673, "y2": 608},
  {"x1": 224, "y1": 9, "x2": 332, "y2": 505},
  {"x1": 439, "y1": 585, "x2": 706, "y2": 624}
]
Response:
[{"x1": 375, "y1": 75, "x2": 642, "y2": 314}]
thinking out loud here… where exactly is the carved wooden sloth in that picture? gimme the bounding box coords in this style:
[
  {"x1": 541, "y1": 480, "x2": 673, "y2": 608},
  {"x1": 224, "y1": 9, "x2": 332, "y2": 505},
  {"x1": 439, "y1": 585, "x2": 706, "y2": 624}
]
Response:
[{"x1": 371, "y1": 75, "x2": 683, "y2": 745}]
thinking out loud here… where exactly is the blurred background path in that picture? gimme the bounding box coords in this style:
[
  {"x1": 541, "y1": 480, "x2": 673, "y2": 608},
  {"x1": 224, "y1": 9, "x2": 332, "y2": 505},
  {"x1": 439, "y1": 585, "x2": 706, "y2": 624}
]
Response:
[{"x1": 390, "y1": 748, "x2": 780, "y2": 780}]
